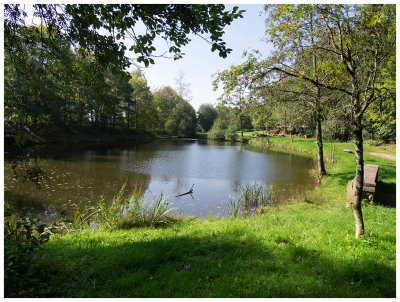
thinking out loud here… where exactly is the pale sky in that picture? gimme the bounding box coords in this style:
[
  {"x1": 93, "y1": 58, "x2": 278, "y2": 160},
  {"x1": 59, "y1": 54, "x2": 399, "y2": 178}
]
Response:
[{"x1": 127, "y1": 4, "x2": 272, "y2": 111}]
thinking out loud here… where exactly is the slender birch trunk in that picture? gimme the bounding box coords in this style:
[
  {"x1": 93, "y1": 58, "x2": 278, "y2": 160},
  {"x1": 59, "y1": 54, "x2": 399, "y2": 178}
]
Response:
[{"x1": 353, "y1": 114, "x2": 365, "y2": 238}]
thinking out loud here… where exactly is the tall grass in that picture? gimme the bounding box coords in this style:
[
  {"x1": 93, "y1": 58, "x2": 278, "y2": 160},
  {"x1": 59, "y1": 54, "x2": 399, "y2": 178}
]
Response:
[
  {"x1": 65, "y1": 184, "x2": 176, "y2": 231},
  {"x1": 229, "y1": 183, "x2": 275, "y2": 217},
  {"x1": 114, "y1": 193, "x2": 176, "y2": 229},
  {"x1": 228, "y1": 197, "x2": 242, "y2": 218},
  {"x1": 239, "y1": 183, "x2": 274, "y2": 208}
]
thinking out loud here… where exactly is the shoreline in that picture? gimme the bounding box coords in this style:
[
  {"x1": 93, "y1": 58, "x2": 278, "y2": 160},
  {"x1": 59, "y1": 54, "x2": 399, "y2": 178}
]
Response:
[{"x1": 5, "y1": 134, "x2": 396, "y2": 298}]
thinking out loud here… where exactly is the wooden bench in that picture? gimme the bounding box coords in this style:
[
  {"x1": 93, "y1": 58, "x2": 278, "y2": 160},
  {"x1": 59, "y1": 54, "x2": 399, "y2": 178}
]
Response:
[{"x1": 346, "y1": 164, "x2": 379, "y2": 208}]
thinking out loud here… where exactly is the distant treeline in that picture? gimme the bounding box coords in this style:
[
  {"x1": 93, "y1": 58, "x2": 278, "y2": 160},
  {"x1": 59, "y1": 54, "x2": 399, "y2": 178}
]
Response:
[
  {"x1": 5, "y1": 6, "x2": 395, "y2": 144},
  {"x1": 4, "y1": 25, "x2": 198, "y2": 138}
]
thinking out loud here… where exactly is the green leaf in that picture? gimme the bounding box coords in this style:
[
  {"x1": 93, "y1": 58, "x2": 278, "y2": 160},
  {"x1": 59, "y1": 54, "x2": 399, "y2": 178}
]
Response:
[{"x1": 15, "y1": 135, "x2": 27, "y2": 148}]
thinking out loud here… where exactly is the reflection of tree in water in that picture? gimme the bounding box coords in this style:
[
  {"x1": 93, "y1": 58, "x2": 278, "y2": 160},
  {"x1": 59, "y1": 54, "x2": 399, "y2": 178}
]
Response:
[
  {"x1": 4, "y1": 140, "x2": 318, "y2": 221},
  {"x1": 4, "y1": 144, "x2": 155, "y2": 220},
  {"x1": 231, "y1": 180, "x2": 242, "y2": 195}
]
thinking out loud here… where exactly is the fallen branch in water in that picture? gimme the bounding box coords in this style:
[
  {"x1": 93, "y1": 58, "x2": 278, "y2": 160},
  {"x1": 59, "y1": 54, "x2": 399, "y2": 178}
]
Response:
[{"x1": 176, "y1": 184, "x2": 194, "y2": 197}]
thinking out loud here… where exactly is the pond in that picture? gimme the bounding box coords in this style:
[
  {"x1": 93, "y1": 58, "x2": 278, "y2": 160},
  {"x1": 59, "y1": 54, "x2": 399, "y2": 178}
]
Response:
[{"x1": 4, "y1": 140, "x2": 316, "y2": 220}]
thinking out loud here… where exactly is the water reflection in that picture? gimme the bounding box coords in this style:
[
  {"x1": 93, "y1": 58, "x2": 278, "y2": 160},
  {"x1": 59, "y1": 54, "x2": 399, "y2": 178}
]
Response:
[{"x1": 4, "y1": 140, "x2": 316, "y2": 220}]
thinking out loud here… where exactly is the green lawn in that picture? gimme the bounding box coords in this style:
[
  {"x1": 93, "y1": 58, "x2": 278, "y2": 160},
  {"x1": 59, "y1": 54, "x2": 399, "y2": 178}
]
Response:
[{"x1": 10, "y1": 137, "x2": 396, "y2": 298}]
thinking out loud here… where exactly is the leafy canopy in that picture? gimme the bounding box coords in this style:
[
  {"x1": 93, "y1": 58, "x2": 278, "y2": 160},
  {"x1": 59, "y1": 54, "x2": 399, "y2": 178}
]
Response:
[{"x1": 5, "y1": 4, "x2": 244, "y2": 71}]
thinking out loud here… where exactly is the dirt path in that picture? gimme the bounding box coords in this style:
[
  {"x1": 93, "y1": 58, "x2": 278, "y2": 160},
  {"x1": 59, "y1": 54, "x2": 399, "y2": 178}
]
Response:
[{"x1": 369, "y1": 152, "x2": 396, "y2": 161}]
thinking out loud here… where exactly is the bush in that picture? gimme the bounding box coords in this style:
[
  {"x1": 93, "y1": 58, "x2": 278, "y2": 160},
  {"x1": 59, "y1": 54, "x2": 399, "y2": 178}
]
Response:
[
  {"x1": 225, "y1": 126, "x2": 238, "y2": 142},
  {"x1": 4, "y1": 204, "x2": 55, "y2": 297},
  {"x1": 208, "y1": 127, "x2": 226, "y2": 141}
]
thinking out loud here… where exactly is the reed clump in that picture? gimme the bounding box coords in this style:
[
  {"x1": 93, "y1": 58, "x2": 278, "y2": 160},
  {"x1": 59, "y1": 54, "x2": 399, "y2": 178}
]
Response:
[
  {"x1": 113, "y1": 193, "x2": 177, "y2": 229},
  {"x1": 229, "y1": 183, "x2": 275, "y2": 217},
  {"x1": 66, "y1": 183, "x2": 176, "y2": 231}
]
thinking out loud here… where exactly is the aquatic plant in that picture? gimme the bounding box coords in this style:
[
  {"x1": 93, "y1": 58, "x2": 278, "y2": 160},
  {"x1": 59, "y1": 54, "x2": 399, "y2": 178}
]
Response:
[
  {"x1": 65, "y1": 183, "x2": 176, "y2": 230},
  {"x1": 239, "y1": 183, "x2": 274, "y2": 209},
  {"x1": 114, "y1": 193, "x2": 176, "y2": 229},
  {"x1": 229, "y1": 183, "x2": 275, "y2": 217},
  {"x1": 228, "y1": 197, "x2": 242, "y2": 218}
]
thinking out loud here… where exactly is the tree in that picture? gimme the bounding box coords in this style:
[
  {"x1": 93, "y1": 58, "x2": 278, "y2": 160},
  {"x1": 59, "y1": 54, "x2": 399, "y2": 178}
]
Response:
[
  {"x1": 5, "y1": 4, "x2": 245, "y2": 140},
  {"x1": 153, "y1": 87, "x2": 181, "y2": 132},
  {"x1": 153, "y1": 87, "x2": 197, "y2": 137},
  {"x1": 260, "y1": 79, "x2": 317, "y2": 141},
  {"x1": 363, "y1": 58, "x2": 396, "y2": 143},
  {"x1": 313, "y1": 4, "x2": 395, "y2": 238},
  {"x1": 128, "y1": 70, "x2": 155, "y2": 132},
  {"x1": 258, "y1": 4, "x2": 338, "y2": 178},
  {"x1": 323, "y1": 93, "x2": 352, "y2": 142},
  {"x1": 261, "y1": 4, "x2": 395, "y2": 238},
  {"x1": 4, "y1": 4, "x2": 244, "y2": 139},
  {"x1": 197, "y1": 104, "x2": 218, "y2": 132},
  {"x1": 213, "y1": 53, "x2": 258, "y2": 140},
  {"x1": 175, "y1": 71, "x2": 192, "y2": 101},
  {"x1": 5, "y1": 4, "x2": 244, "y2": 72},
  {"x1": 4, "y1": 24, "x2": 81, "y2": 130},
  {"x1": 227, "y1": 4, "x2": 395, "y2": 238},
  {"x1": 249, "y1": 103, "x2": 274, "y2": 133},
  {"x1": 167, "y1": 102, "x2": 197, "y2": 137},
  {"x1": 208, "y1": 105, "x2": 238, "y2": 141}
]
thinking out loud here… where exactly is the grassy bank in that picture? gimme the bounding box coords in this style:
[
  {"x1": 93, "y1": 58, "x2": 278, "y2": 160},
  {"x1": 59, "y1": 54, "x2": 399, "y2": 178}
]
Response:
[
  {"x1": 246, "y1": 136, "x2": 396, "y2": 207},
  {"x1": 7, "y1": 137, "x2": 396, "y2": 298}
]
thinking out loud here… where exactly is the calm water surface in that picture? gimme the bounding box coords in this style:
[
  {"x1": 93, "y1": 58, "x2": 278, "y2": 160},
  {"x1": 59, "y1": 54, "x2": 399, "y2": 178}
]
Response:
[{"x1": 4, "y1": 140, "x2": 316, "y2": 219}]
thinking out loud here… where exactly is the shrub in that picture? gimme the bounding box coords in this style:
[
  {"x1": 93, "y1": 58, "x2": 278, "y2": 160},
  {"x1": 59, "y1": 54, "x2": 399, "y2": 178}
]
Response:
[
  {"x1": 208, "y1": 127, "x2": 226, "y2": 141},
  {"x1": 225, "y1": 126, "x2": 238, "y2": 141},
  {"x1": 4, "y1": 204, "x2": 54, "y2": 297}
]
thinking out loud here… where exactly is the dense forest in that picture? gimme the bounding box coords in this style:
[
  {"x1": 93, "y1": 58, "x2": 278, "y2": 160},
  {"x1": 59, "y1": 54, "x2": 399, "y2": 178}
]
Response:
[
  {"x1": 4, "y1": 4, "x2": 242, "y2": 139},
  {"x1": 4, "y1": 25, "x2": 197, "y2": 137},
  {"x1": 5, "y1": 4, "x2": 395, "y2": 146}
]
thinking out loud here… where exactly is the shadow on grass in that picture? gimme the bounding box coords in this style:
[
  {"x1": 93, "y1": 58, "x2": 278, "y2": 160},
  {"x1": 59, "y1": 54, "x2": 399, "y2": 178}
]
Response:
[
  {"x1": 14, "y1": 228, "x2": 396, "y2": 298},
  {"x1": 375, "y1": 181, "x2": 396, "y2": 208},
  {"x1": 374, "y1": 161, "x2": 396, "y2": 207},
  {"x1": 326, "y1": 172, "x2": 355, "y2": 186},
  {"x1": 328, "y1": 159, "x2": 395, "y2": 207}
]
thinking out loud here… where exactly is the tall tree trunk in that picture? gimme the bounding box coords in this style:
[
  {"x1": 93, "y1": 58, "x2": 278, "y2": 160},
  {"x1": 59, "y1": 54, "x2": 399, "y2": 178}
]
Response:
[
  {"x1": 239, "y1": 114, "x2": 243, "y2": 140},
  {"x1": 112, "y1": 110, "x2": 116, "y2": 130},
  {"x1": 127, "y1": 102, "x2": 130, "y2": 130},
  {"x1": 90, "y1": 109, "x2": 94, "y2": 128},
  {"x1": 314, "y1": 87, "x2": 326, "y2": 177},
  {"x1": 284, "y1": 109, "x2": 287, "y2": 133},
  {"x1": 33, "y1": 113, "x2": 37, "y2": 129},
  {"x1": 311, "y1": 13, "x2": 326, "y2": 179},
  {"x1": 316, "y1": 107, "x2": 326, "y2": 178},
  {"x1": 353, "y1": 118, "x2": 365, "y2": 238},
  {"x1": 95, "y1": 111, "x2": 99, "y2": 129},
  {"x1": 135, "y1": 100, "x2": 138, "y2": 131}
]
